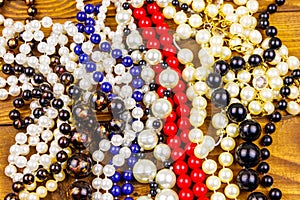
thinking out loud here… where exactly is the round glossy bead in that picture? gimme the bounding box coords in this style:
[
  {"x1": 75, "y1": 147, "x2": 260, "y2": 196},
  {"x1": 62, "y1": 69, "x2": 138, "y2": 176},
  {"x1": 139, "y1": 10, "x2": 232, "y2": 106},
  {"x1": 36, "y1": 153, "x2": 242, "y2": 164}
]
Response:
[
  {"x1": 237, "y1": 169, "x2": 260, "y2": 191},
  {"x1": 247, "y1": 192, "x2": 267, "y2": 200},
  {"x1": 211, "y1": 88, "x2": 230, "y2": 108},
  {"x1": 230, "y1": 56, "x2": 245, "y2": 71},
  {"x1": 68, "y1": 181, "x2": 92, "y2": 200},
  {"x1": 66, "y1": 154, "x2": 92, "y2": 179},
  {"x1": 227, "y1": 103, "x2": 247, "y2": 122},
  {"x1": 239, "y1": 120, "x2": 262, "y2": 141},
  {"x1": 269, "y1": 188, "x2": 282, "y2": 200},
  {"x1": 235, "y1": 142, "x2": 261, "y2": 168}
]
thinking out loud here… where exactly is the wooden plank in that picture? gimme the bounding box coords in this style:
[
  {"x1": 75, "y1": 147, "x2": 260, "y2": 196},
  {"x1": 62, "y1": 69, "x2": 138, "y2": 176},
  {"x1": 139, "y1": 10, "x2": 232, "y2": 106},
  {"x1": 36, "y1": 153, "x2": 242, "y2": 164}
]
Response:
[{"x1": 0, "y1": 0, "x2": 300, "y2": 199}]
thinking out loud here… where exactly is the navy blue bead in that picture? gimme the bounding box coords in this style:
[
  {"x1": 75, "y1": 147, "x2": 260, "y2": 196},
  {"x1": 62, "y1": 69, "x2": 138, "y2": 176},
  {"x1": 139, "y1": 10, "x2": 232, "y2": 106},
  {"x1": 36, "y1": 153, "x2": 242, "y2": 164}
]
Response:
[
  {"x1": 124, "y1": 197, "x2": 133, "y2": 200},
  {"x1": 122, "y1": 56, "x2": 133, "y2": 67},
  {"x1": 130, "y1": 66, "x2": 141, "y2": 76},
  {"x1": 90, "y1": 34, "x2": 101, "y2": 44},
  {"x1": 76, "y1": 11, "x2": 87, "y2": 22},
  {"x1": 93, "y1": 71, "x2": 104, "y2": 82},
  {"x1": 76, "y1": 23, "x2": 84, "y2": 33},
  {"x1": 74, "y1": 44, "x2": 83, "y2": 55},
  {"x1": 85, "y1": 17, "x2": 96, "y2": 26},
  {"x1": 127, "y1": 156, "x2": 137, "y2": 168},
  {"x1": 100, "y1": 42, "x2": 111, "y2": 52},
  {"x1": 132, "y1": 91, "x2": 143, "y2": 102},
  {"x1": 110, "y1": 185, "x2": 122, "y2": 197},
  {"x1": 84, "y1": 4, "x2": 95, "y2": 14},
  {"x1": 110, "y1": 171, "x2": 121, "y2": 183},
  {"x1": 132, "y1": 77, "x2": 144, "y2": 89},
  {"x1": 95, "y1": 4, "x2": 101, "y2": 14},
  {"x1": 122, "y1": 183, "x2": 134, "y2": 195},
  {"x1": 135, "y1": 104, "x2": 142, "y2": 108},
  {"x1": 79, "y1": 54, "x2": 89, "y2": 64},
  {"x1": 130, "y1": 144, "x2": 140, "y2": 153},
  {"x1": 84, "y1": 25, "x2": 95, "y2": 35},
  {"x1": 108, "y1": 93, "x2": 116, "y2": 101},
  {"x1": 122, "y1": 171, "x2": 133, "y2": 181},
  {"x1": 101, "y1": 82, "x2": 112, "y2": 93},
  {"x1": 111, "y1": 49, "x2": 122, "y2": 59},
  {"x1": 110, "y1": 146, "x2": 120, "y2": 155},
  {"x1": 85, "y1": 62, "x2": 96, "y2": 73}
]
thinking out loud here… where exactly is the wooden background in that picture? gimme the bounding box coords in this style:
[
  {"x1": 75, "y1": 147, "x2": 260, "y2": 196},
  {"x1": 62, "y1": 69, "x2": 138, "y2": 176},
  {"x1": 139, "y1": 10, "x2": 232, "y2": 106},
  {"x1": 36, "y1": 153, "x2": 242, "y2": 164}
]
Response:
[{"x1": 0, "y1": 0, "x2": 300, "y2": 199}]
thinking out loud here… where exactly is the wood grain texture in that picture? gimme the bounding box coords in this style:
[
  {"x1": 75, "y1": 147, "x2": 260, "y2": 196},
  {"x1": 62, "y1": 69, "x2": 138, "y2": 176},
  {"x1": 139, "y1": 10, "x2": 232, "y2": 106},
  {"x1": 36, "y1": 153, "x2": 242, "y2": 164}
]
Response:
[{"x1": 0, "y1": 0, "x2": 300, "y2": 200}]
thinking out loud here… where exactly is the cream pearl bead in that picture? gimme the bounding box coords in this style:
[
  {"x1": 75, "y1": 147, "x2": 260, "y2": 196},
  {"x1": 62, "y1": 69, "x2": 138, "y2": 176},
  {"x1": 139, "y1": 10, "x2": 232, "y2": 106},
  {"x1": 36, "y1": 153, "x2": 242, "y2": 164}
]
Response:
[
  {"x1": 46, "y1": 180, "x2": 58, "y2": 192},
  {"x1": 195, "y1": 66, "x2": 211, "y2": 81},
  {"x1": 133, "y1": 159, "x2": 157, "y2": 183},
  {"x1": 287, "y1": 56, "x2": 300, "y2": 70},
  {"x1": 221, "y1": 137, "x2": 235, "y2": 151},
  {"x1": 229, "y1": 37, "x2": 241, "y2": 48},
  {"x1": 237, "y1": 70, "x2": 251, "y2": 83},
  {"x1": 287, "y1": 101, "x2": 300, "y2": 115},
  {"x1": 151, "y1": 99, "x2": 172, "y2": 119},
  {"x1": 189, "y1": 113, "x2": 205, "y2": 127},
  {"x1": 192, "y1": 96, "x2": 207, "y2": 109},
  {"x1": 211, "y1": 192, "x2": 226, "y2": 200},
  {"x1": 202, "y1": 159, "x2": 217, "y2": 174},
  {"x1": 264, "y1": 101, "x2": 275, "y2": 115},
  {"x1": 269, "y1": 76, "x2": 283, "y2": 90},
  {"x1": 241, "y1": 86, "x2": 256, "y2": 101},
  {"x1": 178, "y1": 48, "x2": 194, "y2": 64},
  {"x1": 174, "y1": 11, "x2": 187, "y2": 25},
  {"x1": 240, "y1": 15, "x2": 253, "y2": 28},
  {"x1": 288, "y1": 85, "x2": 299, "y2": 99},
  {"x1": 194, "y1": 144, "x2": 209, "y2": 159},
  {"x1": 206, "y1": 175, "x2": 221, "y2": 190},
  {"x1": 269, "y1": 53, "x2": 282, "y2": 65},
  {"x1": 206, "y1": 4, "x2": 218, "y2": 18},
  {"x1": 196, "y1": 29, "x2": 211, "y2": 44},
  {"x1": 194, "y1": 81, "x2": 208, "y2": 95},
  {"x1": 36, "y1": 186, "x2": 47, "y2": 198},
  {"x1": 159, "y1": 68, "x2": 179, "y2": 89},
  {"x1": 226, "y1": 123, "x2": 239, "y2": 138},
  {"x1": 212, "y1": 113, "x2": 228, "y2": 129},
  {"x1": 259, "y1": 88, "x2": 274, "y2": 101},
  {"x1": 182, "y1": 66, "x2": 195, "y2": 82},
  {"x1": 249, "y1": 30, "x2": 262, "y2": 44},
  {"x1": 186, "y1": 86, "x2": 198, "y2": 101},
  {"x1": 225, "y1": 82, "x2": 240, "y2": 98},
  {"x1": 138, "y1": 129, "x2": 158, "y2": 150},
  {"x1": 189, "y1": 14, "x2": 203, "y2": 28},
  {"x1": 155, "y1": 189, "x2": 179, "y2": 200},
  {"x1": 279, "y1": 45, "x2": 289, "y2": 57},
  {"x1": 192, "y1": 0, "x2": 205, "y2": 12},
  {"x1": 218, "y1": 168, "x2": 233, "y2": 183},
  {"x1": 247, "y1": 0, "x2": 259, "y2": 13},
  {"x1": 155, "y1": 169, "x2": 176, "y2": 189},
  {"x1": 234, "y1": 0, "x2": 247, "y2": 5},
  {"x1": 221, "y1": 46, "x2": 232, "y2": 60},
  {"x1": 189, "y1": 128, "x2": 204, "y2": 143},
  {"x1": 156, "y1": 0, "x2": 168, "y2": 8},
  {"x1": 130, "y1": 0, "x2": 144, "y2": 8},
  {"x1": 225, "y1": 184, "x2": 240, "y2": 199},
  {"x1": 145, "y1": 49, "x2": 162, "y2": 65},
  {"x1": 221, "y1": 4, "x2": 234, "y2": 15},
  {"x1": 223, "y1": 70, "x2": 236, "y2": 83},
  {"x1": 262, "y1": 38, "x2": 271, "y2": 49},
  {"x1": 163, "y1": 6, "x2": 176, "y2": 19},
  {"x1": 210, "y1": 36, "x2": 223, "y2": 46},
  {"x1": 176, "y1": 24, "x2": 192, "y2": 39},
  {"x1": 19, "y1": 190, "x2": 30, "y2": 200},
  {"x1": 226, "y1": 14, "x2": 238, "y2": 23},
  {"x1": 218, "y1": 152, "x2": 234, "y2": 167},
  {"x1": 230, "y1": 23, "x2": 243, "y2": 35},
  {"x1": 154, "y1": 144, "x2": 171, "y2": 161},
  {"x1": 28, "y1": 193, "x2": 39, "y2": 200},
  {"x1": 248, "y1": 101, "x2": 263, "y2": 115},
  {"x1": 276, "y1": 62, "x2": 289, "y2": 76}
]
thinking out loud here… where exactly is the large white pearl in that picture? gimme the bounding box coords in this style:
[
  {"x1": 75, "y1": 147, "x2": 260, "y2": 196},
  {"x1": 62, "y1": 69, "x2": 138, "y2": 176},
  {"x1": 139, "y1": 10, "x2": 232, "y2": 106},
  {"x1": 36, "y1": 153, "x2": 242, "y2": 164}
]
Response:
[
  {"x1": 218, "y1": 168, "x2": 233, "y2": 183},
  {"x1": 211, "y1": 192, "x2": 226, "y2": 200},
  {"x1": 206, "y1": 175, "x2": 221, "y2": 190},
  {"x1": 151, "y1": 99, "x2": 172, "y2": 119},
  {"x1": 145, "y1": 49, "x2": 162, "y2": 65},
  {"x1": 155, "y1": 169, "x2": 176, "y2": 189},
  {"x1": 154, "y1": 144, "x2": 171, "y2": 161},
  {"x1": 286, "y1": 101, "x2": 300, "y2": 115},
  {"x1": 155, "y1": 189, "x2": 179, "y2": 200},
  {"x1": 176, "y1": 24, "x2": 192, "y2": 39},
  {"x1": 178, "y1": 48, "x2": 194, "y2": 64},
  {"x1": 224, "y1": 184, "x2": 240, "y2": 199},
  {"x1": 159, "y1": 68, "x2": 179, "y2": 89},
  {"x1": 138, "y1": 129, "x2": 158, "y2": 150},
  {"x1": 133, "y1": 159, "x2": 157, "y2": 183},
  {"x1": 212, "y1": 113, "x2": 228, "y2": 129},
  {"x1": 202, "y1": 159, "x2": 217, "y2": 174}
]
